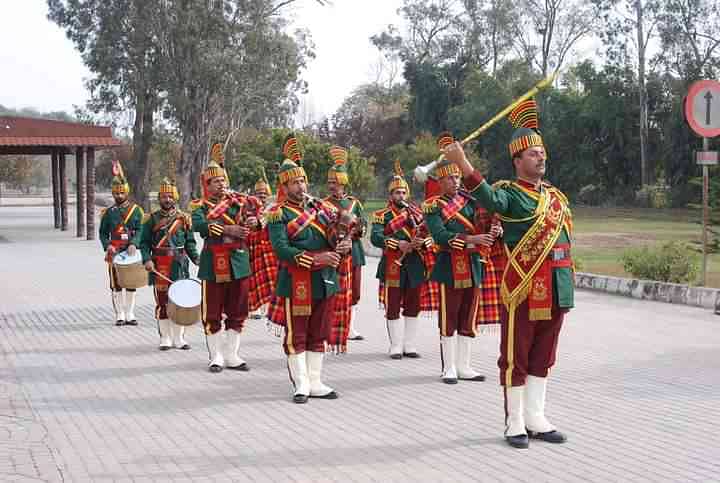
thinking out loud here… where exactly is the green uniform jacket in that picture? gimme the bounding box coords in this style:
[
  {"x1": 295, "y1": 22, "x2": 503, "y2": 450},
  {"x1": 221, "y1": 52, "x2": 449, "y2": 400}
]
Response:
[
  {"x1": 371, "y1": 206, "x2": 427, "y2": 289},
  {"x1": 324, "y1": 195, "x2": 366, "y2": 267},
  {"x1": 467, "y1": 173, "x2": 574, "y2": 308},
  {"x1": 139, "y1": 210, "x2": 199, "y2": 285},
  {"x1": 266, "y1": 201, "x2": 338, "y2": 300},
  {"x1": 191, "y1": 200, "x2": 251, "y2": 282},
  {"x1": 99, "y1": 202, "x2": 144, "y2": 252},
  {"x1": 423, "y1": 194, "x2": 485, "y2": 288}
]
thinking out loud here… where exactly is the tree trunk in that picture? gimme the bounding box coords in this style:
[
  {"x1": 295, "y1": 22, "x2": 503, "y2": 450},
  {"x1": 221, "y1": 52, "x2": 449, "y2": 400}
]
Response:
[
  {"x1": 177, "y1": 113, "x2": 210, "y2": 209},
  {"x1": 636, "y1": 0, "x2": 650, "y2": 187},
  {"x1": 130, "y1": 90, "x2": 155, "y2": 211}
]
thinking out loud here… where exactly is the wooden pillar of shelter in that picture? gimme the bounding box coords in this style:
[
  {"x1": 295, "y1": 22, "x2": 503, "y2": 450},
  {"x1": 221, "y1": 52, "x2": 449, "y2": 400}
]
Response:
[
  {"x1": 86, "y1": 147, "x2": 96, "y2": 240},
  {"x1": 59, "y1": 151, "x2": 68, "y2": 231},
  {"x1": 75, "y1": 147, "x2": 86, "y2": 238},
  {"x1": 51, "y1": 150, "x2": 60, "y2": 229}
]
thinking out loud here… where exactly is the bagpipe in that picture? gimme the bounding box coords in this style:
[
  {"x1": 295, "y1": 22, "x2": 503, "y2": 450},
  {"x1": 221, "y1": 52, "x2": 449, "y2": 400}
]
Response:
[
  {"x1": 393, "y1": 200, "x2": 431, "y2": 267},
  {"x1": 303, "y1": 193, "x2": 355, "y2": 253},
  {"x1": 207, "y1": 188, "x2": 263, "y2": 226}
]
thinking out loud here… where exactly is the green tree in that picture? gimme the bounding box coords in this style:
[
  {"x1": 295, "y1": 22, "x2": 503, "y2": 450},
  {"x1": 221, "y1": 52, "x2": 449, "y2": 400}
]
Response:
[{"x1": 48, "y1": 0, "x2": 165, "y2": 211}]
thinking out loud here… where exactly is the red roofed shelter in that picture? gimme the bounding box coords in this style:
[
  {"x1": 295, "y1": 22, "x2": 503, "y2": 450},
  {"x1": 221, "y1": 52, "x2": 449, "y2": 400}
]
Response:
[{"x1": 0, "y1": 117, "x2": 123, "y2": 240}]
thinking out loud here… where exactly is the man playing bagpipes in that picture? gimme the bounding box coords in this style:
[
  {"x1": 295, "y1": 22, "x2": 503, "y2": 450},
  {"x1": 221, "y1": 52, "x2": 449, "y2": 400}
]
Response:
[
  {"x1": 140, "y1": 177, "x2": 199, "y2": 351},
  {"x1": 247, "y1": 170, "x2": 278, "y2": 321},
  {"x1": 442, "y1": 98, "x2": 571, "y2": 448},
  {"x1": 423, "y1": 134, "x2": 503, "y2": 385},
  {"x1": 191, "y1": 143, "x2": 260, "y2": 373},
  {"x1": 266, "y1": 134, "x2": 352, "y2": 404},
  {"x1": 371, "y1": 161, "x2": 436, "y2": 360},
  {"x1": 324, "y1": 146, "x2": 367, "y2": 341},
  {"x1": 99, "y1": 160, "x2": 144, "y2": 326}
]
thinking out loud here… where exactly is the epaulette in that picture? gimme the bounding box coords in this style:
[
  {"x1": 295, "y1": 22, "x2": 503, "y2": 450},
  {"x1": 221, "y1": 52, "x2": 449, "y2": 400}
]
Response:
[
  {"x1": 264, "y1": 205, "x2": 284, "y2": 224},
  {"x1": 492, "y1": 179, "x2": 513, "y2": 189},
  {"x1": 541, "y1": 180, "x2": 553, "y2": 188},
  {"x1": 372, "y1": 208, "x2": 389, "y2": 224},
  {"x1": 142, "y1": 212, "x2": 151, "y2": 223},
  {"x1": 99, "y1": 207, "x2": 107, "y2": 217},
  {"x1": 422, "y1": 196, "x2": 441, "y2": 214},
  {"x1": 188, "y1": 199, "x2": 203, "y2": 211}
]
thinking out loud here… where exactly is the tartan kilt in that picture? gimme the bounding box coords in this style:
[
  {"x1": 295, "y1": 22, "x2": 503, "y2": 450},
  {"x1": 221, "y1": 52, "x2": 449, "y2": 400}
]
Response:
[
  {"x1": 267, "y1": 294, "x2": 286, "y2": 327},
  {"x1": 420, "y1": 248, "x2": 440, "y2": 312},
  {"x1": 328, "y1": 256, "x2": 352, "y2": 353},
  {"x1": 475, "y1": 241, "x2": 504, "y2": 326},
  {"x1": 248, "y1": 227, "x2": 278, "y2": 312}
]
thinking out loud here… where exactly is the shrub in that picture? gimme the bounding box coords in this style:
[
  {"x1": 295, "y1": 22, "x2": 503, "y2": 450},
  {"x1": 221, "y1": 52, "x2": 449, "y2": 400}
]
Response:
[
  {"x1": 621, "y1": 242, "x2": 699, "y2": 284},
  {"x1": 576, "y1": 184, "x2": 606, "y2": 206}
]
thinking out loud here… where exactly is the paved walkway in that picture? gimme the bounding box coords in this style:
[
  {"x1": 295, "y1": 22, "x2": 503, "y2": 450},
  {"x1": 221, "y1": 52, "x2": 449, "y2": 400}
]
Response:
[{"x1": 1, "y1": 206, "x2": 719, "y2": 482}]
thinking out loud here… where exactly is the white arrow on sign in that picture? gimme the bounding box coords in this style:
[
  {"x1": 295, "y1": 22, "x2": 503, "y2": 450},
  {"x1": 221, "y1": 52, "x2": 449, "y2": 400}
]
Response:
[{"x1": 692, "y1": 88, "x2": 720, "y2": 128}]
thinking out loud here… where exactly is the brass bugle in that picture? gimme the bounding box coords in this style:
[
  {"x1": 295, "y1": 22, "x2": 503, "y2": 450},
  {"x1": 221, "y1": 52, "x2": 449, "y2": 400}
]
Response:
[{"x1": 413, "y1": 71, "x2": 558, "y2": 182}]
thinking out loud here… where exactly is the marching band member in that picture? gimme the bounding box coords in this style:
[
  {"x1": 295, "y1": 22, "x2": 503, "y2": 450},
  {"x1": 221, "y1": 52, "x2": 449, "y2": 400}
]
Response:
[
  {"x1": 324, "y1": 146, "x2": 367, "y2": 341},
  {"x1": 248, "y1": 170, "x2": 277, "y2": 320},
  {"x1": 423, "y1": 134, "x2": 501, "y2": 384},
  {"x1": 99, "y1": 160, "x2": 144, "y2": 326},
  {"x1": 140, "y1": 177, "x2": 199, "y2": 350},
  {"x1": 191, "y1": 144, "x2": 257, "y2": 373},
  {"x1": 371, "y1": 161, "x2": 434, "y2": 359},
  {"x1": 444, "y1": 99, "x2": 572, "y2": 448},
  {"x1": 266, "y1": 134, "x2": 351, "y2": 403}
]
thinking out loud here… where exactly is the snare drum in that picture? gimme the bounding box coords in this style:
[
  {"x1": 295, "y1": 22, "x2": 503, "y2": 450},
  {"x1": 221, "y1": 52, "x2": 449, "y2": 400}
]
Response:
[
  {"x1": 113, "y1": 250, "x2": 147, "y2": 289},
  {"x1": 167, "y1": 279, "x2": 201, "y2": 326}
]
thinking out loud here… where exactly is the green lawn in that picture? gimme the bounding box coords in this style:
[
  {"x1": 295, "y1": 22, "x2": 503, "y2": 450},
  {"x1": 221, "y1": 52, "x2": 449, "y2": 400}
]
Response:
[{"x1": 362, "y1": 201, "x2": 718, "y2": 287}]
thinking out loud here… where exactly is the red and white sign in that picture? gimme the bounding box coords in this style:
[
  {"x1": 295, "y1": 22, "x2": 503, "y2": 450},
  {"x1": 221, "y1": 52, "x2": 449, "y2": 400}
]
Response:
[
  {"x1": 696, "y1": 151, "x2": 719, "y2": 165},
  {"x1": 685, "y1": 80, "x2": 720, "y2": 138}
]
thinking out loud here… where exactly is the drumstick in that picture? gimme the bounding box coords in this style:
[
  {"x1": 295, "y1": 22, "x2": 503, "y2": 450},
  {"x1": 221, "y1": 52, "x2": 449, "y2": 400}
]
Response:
[
  {"x1": 152, "y1": 269, "x2": 202, "y2": 285},
  {"x1": 151, "y1": 269, "x2": 174, "y2": 284}
]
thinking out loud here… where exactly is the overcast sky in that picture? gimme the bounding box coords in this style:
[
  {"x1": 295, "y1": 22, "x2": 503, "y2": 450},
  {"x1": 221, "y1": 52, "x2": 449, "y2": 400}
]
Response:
[{"x1": 0, "y1": 0, "x2": 405, "y2": 120}]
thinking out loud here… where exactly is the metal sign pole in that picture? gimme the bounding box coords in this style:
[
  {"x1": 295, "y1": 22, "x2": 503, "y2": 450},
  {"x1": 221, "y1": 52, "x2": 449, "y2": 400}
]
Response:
[{"x1": 702, "y1": 136, "x2": 710, "y2": 286}]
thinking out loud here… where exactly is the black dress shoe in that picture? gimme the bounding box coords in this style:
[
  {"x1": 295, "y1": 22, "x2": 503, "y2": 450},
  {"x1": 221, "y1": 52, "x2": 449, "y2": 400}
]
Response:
[
  {"x1": 527, "y1": 429, "x2": 567, "y2": 444},
  {"x1": 115, "y1": 320, "x2": 125, "y2": 326},
  {"x1": 390, "y1": 353, "x2": 403, "y2": 360},
  {"x1": 459, "y1": 374, "x2": 486, "y2": 382},
  {"x1": 226, "y1": 363, "x2": 250, "y2": 371},
  {"x1": 177, "y1": 344, "x2": 191, "y2": 350},
  {"x1": 506, "y1": 434, "x2": 529, "y2": 449},
  {"x1": 208, "y1": 364, "x2": 223, "y2": 373},
  {"x1": 293, "y1": 394, "x2": 309, "y2": 404},
  {"x1": 403, "y1": 352, "x2": 421, "y2": 358},
  {"x1": 348, "y1": 335, "x2": 365, "y2": 341},
  {"x1": 309, "y1": 391, "x2": 339, "y2": 399},
  {"x1": 159, "y1": 345, "x2": 171, "y2": 351},
  {"x1": 125, "y1": 319, "x2": 138, "y2": 326},
  {"x1": 442, "y1": 377, "x2": 458, "y2": 385}
]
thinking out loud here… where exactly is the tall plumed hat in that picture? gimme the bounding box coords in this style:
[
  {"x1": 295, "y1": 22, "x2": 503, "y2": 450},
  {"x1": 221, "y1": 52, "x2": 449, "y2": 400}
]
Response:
[
  {"x1": 111, "y1": 160, "x2": 130, "y2": 194},
  {"x1": 434, "y1": 132, "x2": 462, "y2": 179},
  {"x1": 388, "y1": 159, "x2": 409, "y2": 193},
  {"x1": 508, "y1": 99, "x2": 544, "y2": 158},
  {"x1": 277, "y1": 133, "x2": 307, "y2": 185},
  {"x1": 327, "y1": 146, "x2": 349, "y2": 185},
  {"x1": 158, "y1": 177, "x2": 179, "y2": 201}
]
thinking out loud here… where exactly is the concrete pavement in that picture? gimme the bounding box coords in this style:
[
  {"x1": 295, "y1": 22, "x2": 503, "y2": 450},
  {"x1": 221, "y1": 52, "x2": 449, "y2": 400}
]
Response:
[{"x1": 1, "y1": 206, "x2": 719, "y2": 482}]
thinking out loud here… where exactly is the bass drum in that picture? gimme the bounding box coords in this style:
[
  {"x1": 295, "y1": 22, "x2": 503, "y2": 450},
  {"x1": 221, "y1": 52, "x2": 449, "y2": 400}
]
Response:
[
  {"x1": 113, "y1": 250, "x2": 147, "y2": 289},
  {"x1": 167, "y1": 279, "x2": 201, "y2": 326}
]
